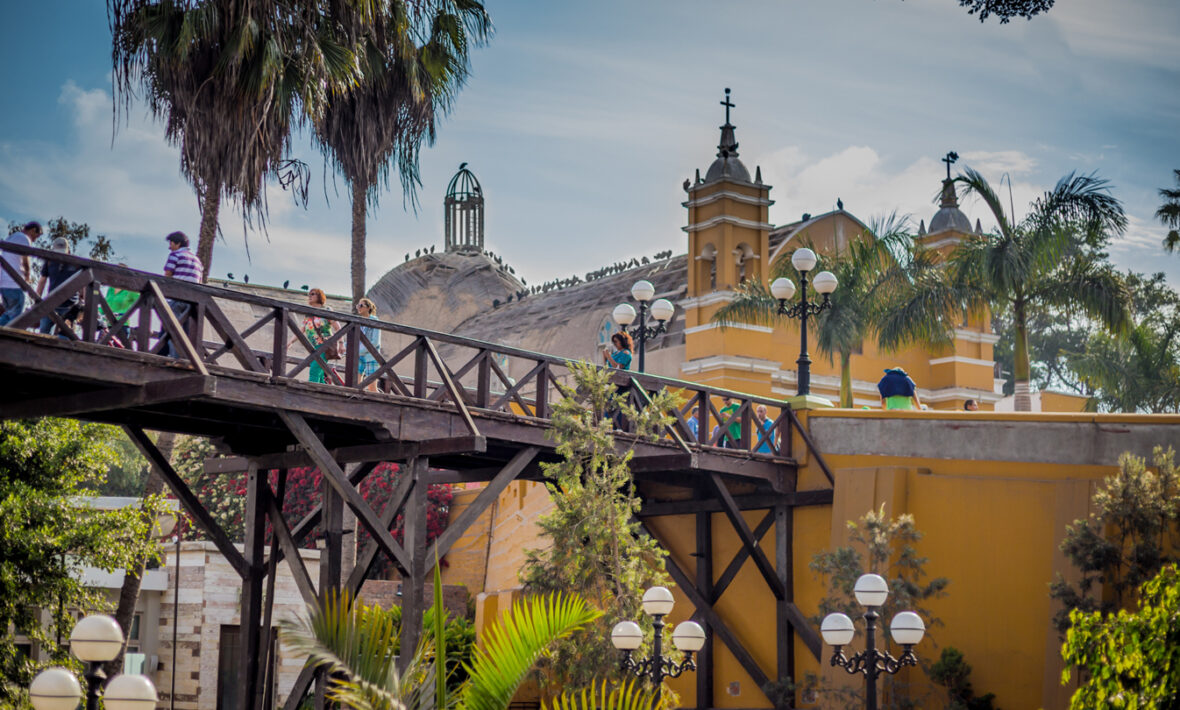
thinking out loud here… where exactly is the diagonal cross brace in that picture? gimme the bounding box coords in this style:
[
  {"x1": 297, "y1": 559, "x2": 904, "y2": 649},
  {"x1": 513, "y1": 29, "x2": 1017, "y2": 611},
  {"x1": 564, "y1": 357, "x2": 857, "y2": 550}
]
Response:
[
  {"x1": 123, "y1": 426, "x2": 249, "y2": 578},
  {"x1": 278, "y1": 411, "x2": 411, "y2": 574}
]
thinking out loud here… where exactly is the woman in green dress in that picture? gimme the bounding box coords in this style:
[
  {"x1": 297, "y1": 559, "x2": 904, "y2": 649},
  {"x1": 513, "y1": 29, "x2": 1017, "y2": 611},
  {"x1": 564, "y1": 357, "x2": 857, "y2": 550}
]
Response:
[{"x1": 290, "y1": 288, "x2": 338, "y2": 384}]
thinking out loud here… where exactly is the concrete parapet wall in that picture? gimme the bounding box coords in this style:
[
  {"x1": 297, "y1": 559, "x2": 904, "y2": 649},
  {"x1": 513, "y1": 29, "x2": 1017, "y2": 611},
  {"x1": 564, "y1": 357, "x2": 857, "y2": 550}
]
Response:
[{"x1": 806, "y1": 410, "x2": 1180, "y2": 466}]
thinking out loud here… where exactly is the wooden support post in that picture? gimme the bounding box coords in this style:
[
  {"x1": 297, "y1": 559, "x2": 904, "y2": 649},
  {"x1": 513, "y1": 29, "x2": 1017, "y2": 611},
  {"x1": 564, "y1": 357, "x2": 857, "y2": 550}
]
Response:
[
  {"x1": 695, "y1": 509, "x2": 714, "y2": 710},
  {"x1": 259, "y1": 470, "x2": 287, "y2": 710},
  {"x1": 398, "y1": 459, "x2": 427, "y2": 674},
  {"x1": 346, "y1": 460, "x2": 419, "y2": 594},
  {"x1": 321, "y1": 475, "x2": 343, "y2": 600},
  {"x1": 272, "y1": 307, "x2": 288, "y2": 378},
  {"x1": 775, "y1": 504, "x2": 794, "y2": 704},
  {"x1": 238, "y1": 464, "x2": 265, "y2": 710}
]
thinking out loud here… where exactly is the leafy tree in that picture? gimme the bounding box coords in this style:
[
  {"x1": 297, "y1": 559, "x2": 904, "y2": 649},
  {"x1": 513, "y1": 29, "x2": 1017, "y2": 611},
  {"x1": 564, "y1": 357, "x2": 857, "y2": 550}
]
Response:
[
  {"x1": 714, "y1": 215, "x2": 946, "y2": 407},
  {"x1": 0, "y1": 418, "x2": 163, "y2": 703},
  {"x1": 108, "y1": 0, "x2": 359, "y2": 278},
  {"x1": 1061, "y1": 564, "x2": 1180, "y2": 709},
  {"x1": 1066, "y1": 321, "x2": 1180, "y2": 413},
  {"x1": 314, "y1": 0, "x2": 491, "y2": 301},
  {"x1": 1158, "y1": 169, "x2": 1180, "y2": 254},
  {"x1": 929, "y1": 647, "x2": 998, "y2": 710},
  {"x1": 1049, "y1": 447, "x2": 1180, "y2": 634},
  {"x1": 954, "y1": 0, "x2": 1054, "y2": 23},
  {"x1": 521, "y1": 361, "x2": 678, "y2": 692},
  {"x1": 807, "y1": 505, "x2": 949, "y2": 709}
]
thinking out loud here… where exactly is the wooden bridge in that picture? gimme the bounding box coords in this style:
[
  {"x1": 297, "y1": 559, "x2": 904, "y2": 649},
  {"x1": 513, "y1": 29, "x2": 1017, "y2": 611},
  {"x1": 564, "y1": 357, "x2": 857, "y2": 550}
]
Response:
[{"x1": 0, "y1": 243, "x2": 834, "y2": 710}]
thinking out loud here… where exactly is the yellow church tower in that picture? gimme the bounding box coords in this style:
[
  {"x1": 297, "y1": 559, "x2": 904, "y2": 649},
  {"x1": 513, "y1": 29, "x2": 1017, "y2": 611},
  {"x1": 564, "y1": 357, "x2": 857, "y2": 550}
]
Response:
[{"x1": 680, "y1": 89, "x2": 780, "y2": 395}]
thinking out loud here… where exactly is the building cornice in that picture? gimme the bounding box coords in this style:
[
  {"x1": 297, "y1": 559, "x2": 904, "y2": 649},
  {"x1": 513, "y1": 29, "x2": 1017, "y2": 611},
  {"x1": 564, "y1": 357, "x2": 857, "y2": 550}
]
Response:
[
  {"x1": 683, "y1": 215, "x2": 773, "y2": 233},
  {"x1": 680, "y1": 354, "x2": 782, "y2": 376},
  {"x1": 683, "y1": 191, "x2": 774, "y2": 209},
  {"x1": 929, "y1": 355, "x2": 996, "y2": 368},
  {"x1": 954, "y1": 328, "x2": 1000, "y2": 344},
  {"x1": 679, "y1": 291, "x2": 736, "y2": 309},
  {"x1": 684, "y1": 321, "x2": 774, "y2": 335}
]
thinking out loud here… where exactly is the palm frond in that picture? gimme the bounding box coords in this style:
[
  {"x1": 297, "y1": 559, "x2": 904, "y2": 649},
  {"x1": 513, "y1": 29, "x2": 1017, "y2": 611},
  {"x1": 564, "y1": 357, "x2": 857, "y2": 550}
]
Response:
[
  {"x1": 543, "y1": 679, "x2": 665, "y2": 710},
  {"x1": 955, "y1": 167, "x2": 1014, "y2": 238},
  {"x1": 711, "y1": 280, "x2": 788, "y2": 329},
  {"x1": 1034, "y1": 258, "x2": 1132, "y2": 335},
  {"x1": 461, "y1": 593, "x2": 601, "y2": 710}
]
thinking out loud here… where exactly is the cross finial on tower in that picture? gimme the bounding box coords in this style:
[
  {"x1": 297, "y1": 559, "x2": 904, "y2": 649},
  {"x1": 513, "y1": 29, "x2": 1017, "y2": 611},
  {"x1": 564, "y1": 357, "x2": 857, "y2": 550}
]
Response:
[
  {"x1": 942, "y1": 151, "x2": 960, "y2": 181},
  {"x1": 721, "y1": 88, "x2": 735, "y2": 125}
]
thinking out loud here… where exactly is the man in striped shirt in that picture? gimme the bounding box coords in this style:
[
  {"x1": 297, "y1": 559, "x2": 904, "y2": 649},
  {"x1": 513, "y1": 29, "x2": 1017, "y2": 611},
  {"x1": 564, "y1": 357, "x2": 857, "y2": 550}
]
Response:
[
  {"x1": 160, "y1": 231, "x2": 203, "y2": 357},
  {"x1": 164, "y1": 231, "x2": 203, "y2": 282}
]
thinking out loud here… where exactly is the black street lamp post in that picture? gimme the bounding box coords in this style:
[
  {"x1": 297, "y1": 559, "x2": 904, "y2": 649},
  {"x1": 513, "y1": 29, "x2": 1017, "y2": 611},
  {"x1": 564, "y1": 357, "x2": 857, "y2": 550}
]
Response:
[
  {"x1": 611, "y1": 586, "x2": 706, "y2": 686},
  {"x1": 613, "y1": 280, "x2": 675, "y2": 373},
  {"x1": 770, "y1": 248, "x2": 839, "y2": 396},
  {"x1": 820, "y1": 574, "x2": 927, "y2": 710}
]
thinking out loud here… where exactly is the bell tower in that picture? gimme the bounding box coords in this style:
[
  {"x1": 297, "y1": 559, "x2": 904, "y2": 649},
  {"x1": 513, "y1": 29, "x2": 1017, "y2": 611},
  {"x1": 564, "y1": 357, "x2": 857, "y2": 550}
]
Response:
[{"x1": 680, "y1": 89, "x2": 778, "y2": 392}]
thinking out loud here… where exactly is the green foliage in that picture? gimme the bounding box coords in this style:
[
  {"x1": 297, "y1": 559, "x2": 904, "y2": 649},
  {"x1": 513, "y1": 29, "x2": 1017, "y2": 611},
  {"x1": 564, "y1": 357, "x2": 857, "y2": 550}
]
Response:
[
  {"x1": 1050, "y1": 447, "x2": 1180, "y2": 634},
  {"x1": 543, "y1": 679, "x2": 664, "y2": 710},
  {"x1": 807, "y1": 505, "x2": 949, "y2": 709},
  {"x1": 956, "y1": 0, "x2": 1054, "y2": 23},
  {"x1": 1061, "y1": 564, "x2": 1180, "y2": 709},
  {"x1": 281, "y1": 588, "x2": 600, "y2": 710},
  {"x1": 1158, "y1": 169, "x2": 1180, "y2": 254},
  {"x1": 520, "y1": 361, "x2": 677, "y2": 691},
  {"x1": 929, "y1": 647, "x2": 998, "y2": 710},
  {"x1": 6, "y1": 217, "x2": 115, "y2": 263},
  {"x1": 85, "y1": 430, "x2": 152, "y2": 496},
  {"x1": 0, "y1": 418, "x2": 164, "y2": 703}
]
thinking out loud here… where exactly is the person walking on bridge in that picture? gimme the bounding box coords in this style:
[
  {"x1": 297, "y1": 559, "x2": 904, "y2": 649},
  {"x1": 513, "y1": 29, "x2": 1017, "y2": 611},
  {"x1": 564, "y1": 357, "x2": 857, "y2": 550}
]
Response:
[
  {"x1": 0, "y1": 221, "x2": 40, "y2": 326},
  {"x1": 160, "y1": 231, "x2": 203, "y2": 358}
]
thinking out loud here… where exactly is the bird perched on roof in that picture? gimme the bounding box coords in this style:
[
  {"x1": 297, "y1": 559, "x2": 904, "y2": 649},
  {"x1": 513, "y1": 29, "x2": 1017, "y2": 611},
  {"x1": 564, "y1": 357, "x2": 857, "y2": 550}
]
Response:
[
  {"x1": 227, "y1": 272, "x2": 235, "y2": 280},
  {"x1": 416, "y1": 249, "x2": 421, "y2": 257},
  {"x1": 283, "y1": 280, "x2": 290, "y2": 289},
  {"x1": 683, "y1": 178, "x2": 691, "y2": 192},
  {"x1": 405, "y1": 254, "x2": 410, "y2": 262},
  {"x1": 430, "y1": 245, "x2": 435, "y2": 253},
  {"x1": 243, "y1": 274, "x2": 249, "y2": 283},
  {"x1": 836, "y1": 198, "x2": 844, "y2": 210}
]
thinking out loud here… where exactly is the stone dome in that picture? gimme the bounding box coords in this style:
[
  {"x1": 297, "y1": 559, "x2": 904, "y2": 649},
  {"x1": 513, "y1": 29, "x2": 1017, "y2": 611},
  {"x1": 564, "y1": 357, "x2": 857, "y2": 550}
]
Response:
[
  {"x1": 366, "y1": 251, "x2": 523, "y2": 333},
  {"x1": 705, "y1": 154, "x2": 751, "y2": 183},
  {"x1": 929, "y1": 179, "x2": 974, "y2": 235}
]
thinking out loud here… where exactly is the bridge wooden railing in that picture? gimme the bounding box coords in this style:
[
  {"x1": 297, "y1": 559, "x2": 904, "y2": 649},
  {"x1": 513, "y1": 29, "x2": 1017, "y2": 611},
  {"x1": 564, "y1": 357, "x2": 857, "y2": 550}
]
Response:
[{"x1": 0, "y1": 242, "x2": 831, "y2": 467}]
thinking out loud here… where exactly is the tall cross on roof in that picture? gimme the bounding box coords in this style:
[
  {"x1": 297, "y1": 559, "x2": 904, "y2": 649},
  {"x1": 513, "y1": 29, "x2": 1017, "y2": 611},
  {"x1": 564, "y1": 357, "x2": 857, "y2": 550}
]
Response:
[
  {"x1": 942, "y1": 150, "x2": 960, "y2": 181},
  {"x1": 721, "y1": 88, "x2": 735, "y2": 125}
]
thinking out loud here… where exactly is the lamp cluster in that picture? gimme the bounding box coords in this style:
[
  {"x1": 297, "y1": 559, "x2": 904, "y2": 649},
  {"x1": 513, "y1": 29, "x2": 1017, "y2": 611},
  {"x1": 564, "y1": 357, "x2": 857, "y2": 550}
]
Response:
[
  {"x1": 772, "y1": 248, "x2": 838, "y2": 397},
  {"x1": 820, "y1": 574, "x2": 927, "y2": 710},
  {"x1": 30, "y1": 615, "x2": 158, "y2": 710},
  {"x1": 610, "y1": 587, "x2": 705, "y2": 686},
  {"x1": 613, "y1": 280, "x2": 675, "y2": 373}
]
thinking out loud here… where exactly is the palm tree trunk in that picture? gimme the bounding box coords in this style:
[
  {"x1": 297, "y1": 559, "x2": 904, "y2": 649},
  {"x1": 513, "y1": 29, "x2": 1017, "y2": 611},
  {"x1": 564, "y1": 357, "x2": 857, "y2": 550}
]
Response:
[
  {"x1": 1013, "y1": 299, "x2": 1032, "y2": 411},
  {"x1": 839, "y1": 351, "x2": 853, "y2": 408},
  {"x1": 103, "y1": 431, "x2": 175, "y2": 681},
  {"x1": 197, "y1": 188, "x2": 221, "y2": 282},
  {"x1": 351, "y1": 180, "x2": 368, "y2": 303}
]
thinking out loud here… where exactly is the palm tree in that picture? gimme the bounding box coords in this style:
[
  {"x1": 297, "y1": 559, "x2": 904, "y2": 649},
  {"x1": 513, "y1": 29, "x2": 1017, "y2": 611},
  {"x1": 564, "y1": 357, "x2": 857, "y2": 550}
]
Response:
[
  {"x1": 949, "y1": 169, "x2": 1131, "y2": 410},
  {"x1": 281, "y1": 586, "x2": 664, "y2": 710},
  {"x1": 109, "y1": 0, "x2": 358, "y2": 279},
  {"x1": 1159, "y1": 169, "x2": 1180, "y2": 253},
  {"x1": 713, "y1": 216, "x2": 939, "y2": 407},
  {"x1": 315, "y1": 1, "x2": 491, "y2": 302},
  {"x1": 1067, "y1": 321, "x2": 1180, "y2": 413}
]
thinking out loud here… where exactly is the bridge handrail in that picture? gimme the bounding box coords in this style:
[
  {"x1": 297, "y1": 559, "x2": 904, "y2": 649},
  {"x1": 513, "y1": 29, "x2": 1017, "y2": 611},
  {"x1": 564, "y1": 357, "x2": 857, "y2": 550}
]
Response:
[{"x1": 0, "y1": 242, "x2": 816, "y2": 460}]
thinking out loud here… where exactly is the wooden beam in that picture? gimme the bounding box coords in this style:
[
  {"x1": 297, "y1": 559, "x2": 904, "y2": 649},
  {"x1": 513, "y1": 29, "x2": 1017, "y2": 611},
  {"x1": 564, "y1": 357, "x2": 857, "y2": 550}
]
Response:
[
  {"x1": 203, "y1": 436, "x2": 486, "y2": 474},
  {"x1": 345, "y1": 458, "x2": 420, "y2": 595},
  {"x1": 651, "y1": 527, "x2": 771, "y2": 692},
  {"x1": 426, "y1": 447, "x2": 538, "y2": 562},
  {"x1": 712, "y1": 512, "x2": 775, "y2": 602},
  {"x1": 281, "y1": 666, "x2": 316, "y2": 710},
  {"x1": 708, "y1": 473, "x2": 786, "y2": 600},
  {"x1": 695, "y1": 508, "x2": 714, "y2": 710},
  {"x1": 278, "y1": 411, "x2": 412, "y2": 574},
  {"x1": 398, "y1": 458, "x2": 427, "y2": 674},
  {"x1": 638, "y1": 490, "x2": 833, "y2": 517},
  {"x1": 147, "y1": 281, "x2": 210, "y2": 376},
  {"x1": 775, "y1": 504, "x2": 795, "y2": 690},
  {"x1": 786, "y1": 408, "x2": 834, "y2": 485},
  {"x1": 261, "y1": 486, "x2": 319, "y2": 607},
  {"x1": 238, "y1": 464, "x2": 265, "y2": 710},
  {"x1": 123, "y1": 426, "x2": 249, "y2": 578},
  {"x1": 6, "y1": 267, "x2": 94, "y2": 335},
  {"x1": 2, "y1": 375, "x2": 214, "y2": 420}
]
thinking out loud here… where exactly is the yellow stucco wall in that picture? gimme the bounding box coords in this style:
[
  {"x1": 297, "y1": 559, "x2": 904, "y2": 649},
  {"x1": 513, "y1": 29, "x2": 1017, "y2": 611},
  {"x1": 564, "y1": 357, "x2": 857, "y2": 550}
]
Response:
[{"x1": 455, "y1": 409, "x2": 1176, "y2": 710}]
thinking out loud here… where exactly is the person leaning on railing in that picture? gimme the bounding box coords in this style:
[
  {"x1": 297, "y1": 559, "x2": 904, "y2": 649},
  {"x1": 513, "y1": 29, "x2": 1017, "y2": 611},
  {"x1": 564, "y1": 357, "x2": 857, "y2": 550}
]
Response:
[
  {"x1": 35, "y1": 238, "x2": 83, "y2": 338},
  {"x1": 354, "y1": 298, "x2": 381, "y2": 391},
  {"x1": 289, "y1": 288, "x2": 339, "y2": 385},
  {"x1": 159, "y1": 231, "x2": 203, "y2": 358}
]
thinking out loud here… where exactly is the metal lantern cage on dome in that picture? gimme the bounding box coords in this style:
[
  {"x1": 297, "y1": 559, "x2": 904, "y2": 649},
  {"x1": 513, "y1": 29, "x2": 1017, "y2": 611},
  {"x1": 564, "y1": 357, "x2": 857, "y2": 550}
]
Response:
[{"x1": 444, "y1": 163, "x2": 485, "y2": 254}]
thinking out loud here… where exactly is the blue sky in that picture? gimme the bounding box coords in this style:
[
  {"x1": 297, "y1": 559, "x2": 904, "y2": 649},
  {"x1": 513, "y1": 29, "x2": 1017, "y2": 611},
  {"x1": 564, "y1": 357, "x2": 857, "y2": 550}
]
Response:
[{"x1": 1, "y1": 0, "x2": 1178, "y2": 297}]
